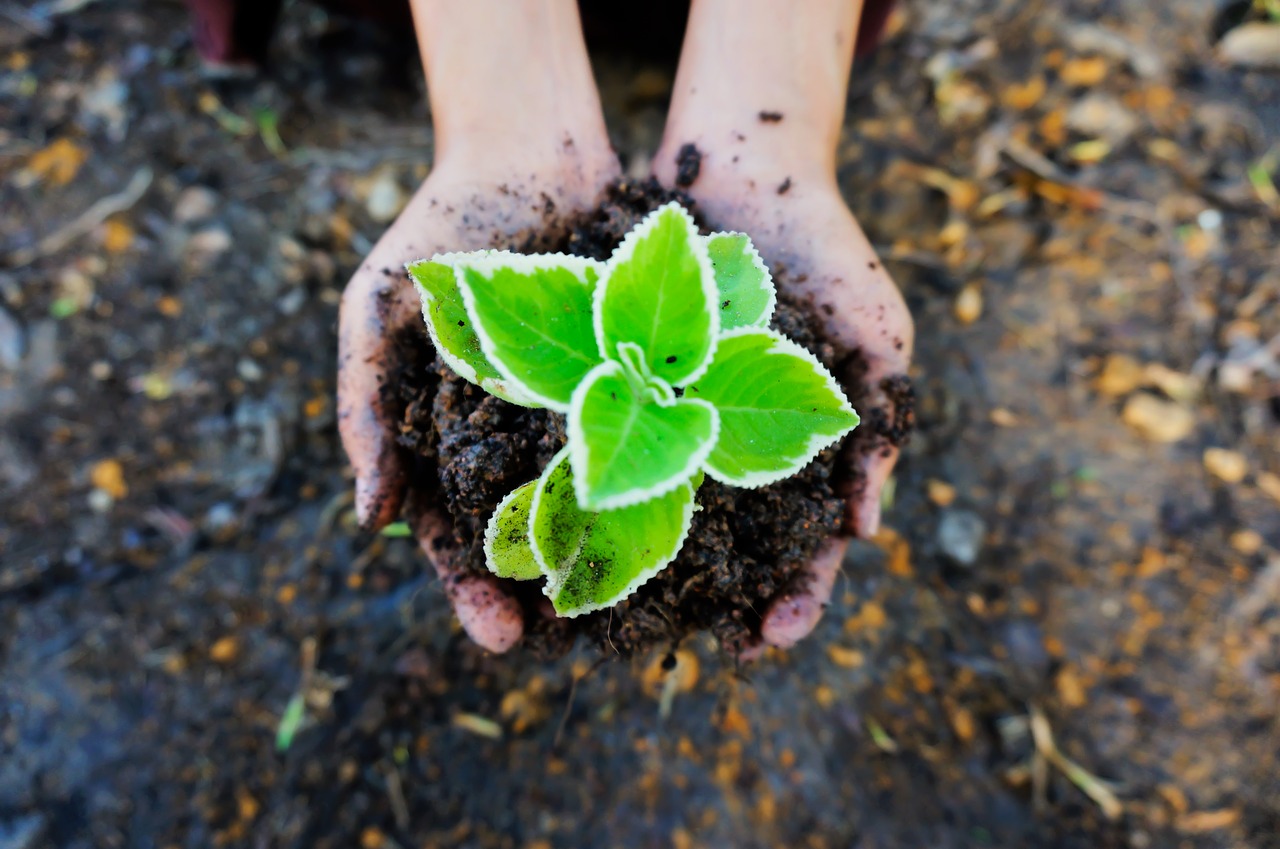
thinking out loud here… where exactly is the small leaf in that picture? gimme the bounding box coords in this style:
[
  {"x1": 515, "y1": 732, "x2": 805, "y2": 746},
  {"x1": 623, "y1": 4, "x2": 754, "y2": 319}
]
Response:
[
  {"x1": 706, "y1": 232, "x2": 776, "y2": 330},
  {"x1": 482, "y1": 480, "x2": 541, "y2": 580},
  {"x1": 688, "y1": 328, "x2": 859, "y2": 487},
  {"x1": 275, "y1": 693, "x2": 307, "y2": 752},
  {"x1": 455, "y1": 252, "x2": 603, "y2": 411},
  {"x1": 407, "y1": 257, "x2": 540, "y2": 407},
  {"x1": 569, "y1": 360, "x2": 718, "y2": 511},
  {"x1": 381, "y1": 521, "x2": 412, "y2": 538},
  {"x1": 530, "y1": 449, "x2": 695, "y2": 617},
  {"x1": 595, "y1": 203, "x2": 719, "y2": 386}
]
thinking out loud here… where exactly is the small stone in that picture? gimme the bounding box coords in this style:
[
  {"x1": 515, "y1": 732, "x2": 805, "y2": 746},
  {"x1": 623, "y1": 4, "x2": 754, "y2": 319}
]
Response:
[
  {"x1": 56, "y1": 268, "x2": 95, "y2": 312},
  {"x1": 1122, "y1": 394, "x2": 1194, "y2": 443},
  {"x1": 1203, "y1": 448, "x2": 1247, "y2": 484},
  {"x1": 954, "y1": 282, "x2": 983, "y2": 324},
  {"x1": 938, "y1": 509, "x2": 986, "y2": 566},
  {"x1": 1230, "y1": 529, "x2": 1262, "y2": 556},
  {"x1": 87, "y1": 488, "x2": 113, "y2": 513},
  {"x1": 237, "y1": 358, "x2": 263, "y2": 382},
  {"x1": 363, "y1": 169, "x2": 406, "y2": 224},
  {"x1": 186, "y1": 227, "x2": 232, "y2": 261},
  {"x1": 1066, "y1": 93, "x2": 1138, "y2": 143},
  {"x1": 0, "y1": 813, "x2": 47, "y2": 849},
  {"x1": 1218, "y1": 22, "x2": 1280, "y2": 69},
  {"x1": 926, "y1": 478, "x2": 957, "y2": 507},
  {"x1": 205, "y1": 502, "x2": 237, "y2": 532},
  {"x1": 0, "y1": 304, "x2": 23, "y2": 371},
  {"x1": 1096, "y1": 354, "x2": 1143, "y2": 397},
  {"x1": 989, "y1": 407, "x2": 1020, "y2": 427},
  {"x1": 173, "y1": 186, "x2": 218, "y2": 224}
]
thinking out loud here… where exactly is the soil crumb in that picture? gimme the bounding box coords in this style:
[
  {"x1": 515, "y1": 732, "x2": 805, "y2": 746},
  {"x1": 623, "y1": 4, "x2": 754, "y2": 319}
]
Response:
[
  {"x1": 673, "y1": 143, "x2": 702, "y2": 189},
  {"x1": 758, "y1": 110, "x2": 784, "y2": 123},
  {"x1": 388, "y1": 178, "x2": 878, "y2": 658}
]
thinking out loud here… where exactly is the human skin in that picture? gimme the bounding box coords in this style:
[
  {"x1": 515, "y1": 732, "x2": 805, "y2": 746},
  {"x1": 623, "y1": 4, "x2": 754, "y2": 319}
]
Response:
[
  {"x1": 336, "y1": 0, "x2": 619, "y2": 652},
  {"x1": 339, "y1": 0, "x2": 912, "y2": 655},
  {"x1": 654, "y1": 0, "x2": 915, "y2": 650}
]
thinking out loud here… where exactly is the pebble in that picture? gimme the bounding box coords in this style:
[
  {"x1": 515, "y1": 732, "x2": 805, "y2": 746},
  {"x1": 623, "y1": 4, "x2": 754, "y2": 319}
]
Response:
[
  {"x1": 1217, "y1": 22, "x2": 1280, "y2": 69},
  {"x1": 236, "y1": 358, "x2": 263, "y2": 382},
  {"x1": 87, "y1": 488, "x2": 113, "y2": 513},
  {"x1": 1230, "y1": 529, "x2": 1263, "y2": 556},
  {"x1": 364, "y1": 168, "x2": 406, "y2": 223},
  {"x1": 0, "y1": 304, "x2": 24, "y2": 370},
  {"x1": 937, "y1": 509, "x2": 986, "y2": 566},
  {"x1": 186, "y1": 227, "x2": 232, "y2": 260},
  {"x1": 1122, "y1": 394, "x2": 1195, "y2": 443},
  {"x1": 173, "y1": 186, "x2": 219, "y2": 224},
  {"x1": 1203, "y1": 447, "x2": 1247, "y2": 484}
]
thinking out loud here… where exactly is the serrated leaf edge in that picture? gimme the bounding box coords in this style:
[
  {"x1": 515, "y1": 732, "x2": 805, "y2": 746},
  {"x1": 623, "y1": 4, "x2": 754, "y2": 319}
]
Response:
[
  {"x1": 449, "y1": 250, "x2": 603, "y2": 413},
  {"x1": 705, "y1": 231, "x2": 778, "y2": 330},
  {"x1": 698, "y1": 327, "x2": 860, "y2": 489},
  {"x1": 530, "y1": 448, "x2": 697, "y2": 618},
  {"x1": 567, "y1": 360, "x2": 720, "y2": 511},
  {"x1": 592, "y1": 202, "x2": 721, "y2": 387},
  {"x1": 482, "y1": 479, "x2": 540, "y2": 580},
  {"x1": 409, "y1": 262, "x2": 542, "y2": 407}
]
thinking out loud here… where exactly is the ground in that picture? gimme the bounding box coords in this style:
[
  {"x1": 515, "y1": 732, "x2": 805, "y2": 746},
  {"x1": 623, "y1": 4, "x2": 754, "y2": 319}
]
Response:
[{"x1": 1, "y1": 1, "x2": 1278, "y2": 848}]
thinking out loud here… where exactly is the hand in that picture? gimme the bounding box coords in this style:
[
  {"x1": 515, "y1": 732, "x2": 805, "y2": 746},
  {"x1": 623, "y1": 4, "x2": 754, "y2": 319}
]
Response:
[
  {"x1": 339, "y1": 0, "x2": 616, "y2": 653},
  {"x1": 338, "y1": 153, "x2": 618, "y2": 653}
]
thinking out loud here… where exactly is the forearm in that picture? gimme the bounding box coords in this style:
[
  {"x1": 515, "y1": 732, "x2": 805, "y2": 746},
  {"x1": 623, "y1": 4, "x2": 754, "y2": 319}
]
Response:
[
  {"x1": 662, "y1": 0, "x2": 864, "y2": 175},
  {"x1": 410, "y1": 0, "x2": 610, "y2": 165}
]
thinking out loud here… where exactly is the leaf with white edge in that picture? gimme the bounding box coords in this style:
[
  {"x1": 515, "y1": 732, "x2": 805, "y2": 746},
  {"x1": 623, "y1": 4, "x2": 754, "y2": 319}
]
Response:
[
  {"x1": 595, "y1": 203, "x2": 719, "y2": 386},
  {"x1": 569, "y1": 360, "x2": 718, "y2": 511},
  {"x1": 706, "y1": 232, "x2": 776, "y2": 330},
  {"x1": 454, "y1": 252, "x2": 603, "y2": 411},
  {"x1": 687, "y1": 328, "x2": 859, "y2": 487},
  {"x1": 482, "y1": 480, "x2": 541, "y2": 580},
  {"x1": 408, "y1": 258, "x2": 540, "y2": 407},
  {"x1": 530, "y1": 449, "x2": 695, "y2": 617}
]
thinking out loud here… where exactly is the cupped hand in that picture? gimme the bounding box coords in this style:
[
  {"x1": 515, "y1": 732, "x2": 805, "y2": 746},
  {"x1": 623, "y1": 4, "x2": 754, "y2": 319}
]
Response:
[
  {"x1": 656, "y1": 158, "x2": 915, "y2": 655},
  {"x1": 337, "y1": 151, "x2": 618, "y2": 653}
]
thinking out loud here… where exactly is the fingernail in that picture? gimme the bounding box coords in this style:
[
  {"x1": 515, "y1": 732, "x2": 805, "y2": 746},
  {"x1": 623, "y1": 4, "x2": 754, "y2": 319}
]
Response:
[
  {"x1": 859, "y1": 493, "x2": 881, "y2": 538},
  {"x1": 354, "y1": 475, "x2": 377, "y2": 530}
]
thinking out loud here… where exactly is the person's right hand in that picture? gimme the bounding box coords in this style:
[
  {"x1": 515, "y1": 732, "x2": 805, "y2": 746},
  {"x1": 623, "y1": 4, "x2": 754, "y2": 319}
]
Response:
[{"x1": 337, "y1": 150, "x2": 618, "y2": 653}]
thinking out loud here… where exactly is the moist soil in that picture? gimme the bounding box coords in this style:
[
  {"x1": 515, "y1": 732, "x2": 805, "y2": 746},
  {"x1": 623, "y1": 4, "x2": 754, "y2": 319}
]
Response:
[
  {"x1": 388, "y1": 177, "x2": 875, "y2": 657},
  {"x1": 3, "y1": 2, "x2": 1280, "y2": 848}
]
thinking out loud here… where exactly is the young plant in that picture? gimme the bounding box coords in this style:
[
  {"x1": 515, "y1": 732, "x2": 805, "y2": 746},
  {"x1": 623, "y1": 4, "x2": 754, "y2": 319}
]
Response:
[{"x1": 408, "y1": 203, "x2": 859, "y2": 617}]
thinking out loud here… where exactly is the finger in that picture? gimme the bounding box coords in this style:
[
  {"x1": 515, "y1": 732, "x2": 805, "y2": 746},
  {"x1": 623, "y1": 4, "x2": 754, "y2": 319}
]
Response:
[
  {"x1": 409, "y1": 497, "x2": 525, "y2": 654},
  {"x1": 337, "y1": 256, "x2": 420, "y2": 530},
  {"x1": 850, "y1": 443, "x2": 897, "y2": 538},
  {"x1": 760, "y1": 536, "x2": 849, "y2": 649}
]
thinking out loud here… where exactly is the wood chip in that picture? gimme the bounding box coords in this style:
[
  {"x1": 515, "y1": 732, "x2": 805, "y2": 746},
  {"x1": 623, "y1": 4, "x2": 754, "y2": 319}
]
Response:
[
  {"x1": 452, "y1": 712, "x2": 502, "y2": 740},
  {"x1": 1122, "y1": 394, "x2": 1194, "y2": 443},
  {"x1": 1203, "y1": 448, "x2": 1248, "y2": 484},
  {"x1": 1096, "y1": 354, "x2": 1143, "y2": 397},
  {"x1": 1177, "y1": 808, "x2": 1241, "y2": 833},
  {"x1": 1217, "y1": 23, "x2": 1280, "y2": 69},
  {"x1": 1256, "y1": 471, "x2": 1280, "y2": 504},
  {"x1": 927, "y1": 479, "x2": 957, "y2": 507},
  {"x1": 954, "y1": 282, "x2": 983, "y2": 324}
]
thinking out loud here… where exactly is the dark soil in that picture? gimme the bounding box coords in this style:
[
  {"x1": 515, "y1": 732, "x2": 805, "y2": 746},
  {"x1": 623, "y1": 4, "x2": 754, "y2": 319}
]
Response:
[
  {"x1": 3, "y1": 2, "x2": 1279, "y2": 848},
  {"x1": 390, "y1": 178, "x2": 855, "y2": 657}
]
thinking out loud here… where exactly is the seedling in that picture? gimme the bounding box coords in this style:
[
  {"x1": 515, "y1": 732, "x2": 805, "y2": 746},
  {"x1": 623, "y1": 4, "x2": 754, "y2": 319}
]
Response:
[{"x1": 408, "y1": 203, "x2": 859, "y2": 617}]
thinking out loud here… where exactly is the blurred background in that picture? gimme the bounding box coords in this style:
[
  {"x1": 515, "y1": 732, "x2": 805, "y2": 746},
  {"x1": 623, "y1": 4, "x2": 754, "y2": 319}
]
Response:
[{"x1": 1, "y1": 0, "x2": 1278, "y2": 847}]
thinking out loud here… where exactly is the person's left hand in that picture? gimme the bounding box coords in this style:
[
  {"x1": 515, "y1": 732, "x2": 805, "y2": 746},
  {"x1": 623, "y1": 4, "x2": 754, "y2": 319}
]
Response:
[{"x1": 655, "y1": 159, "x2": 914, "y2": 656}]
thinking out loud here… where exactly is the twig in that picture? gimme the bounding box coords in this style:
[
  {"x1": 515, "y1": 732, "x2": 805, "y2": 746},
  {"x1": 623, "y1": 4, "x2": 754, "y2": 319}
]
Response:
[
  {"x1": 5, "y1": 167, "x2": 152, "y2": 266},
  {"x1": 1028, "y1": 704, "x2": 1123, "y2": 819}
]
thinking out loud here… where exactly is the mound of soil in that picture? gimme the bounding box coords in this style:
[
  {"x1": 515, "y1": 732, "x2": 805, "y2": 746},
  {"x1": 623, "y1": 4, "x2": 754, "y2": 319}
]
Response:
[{"x1": 388, "y1": 179, "x2": 886, "y2": 657}]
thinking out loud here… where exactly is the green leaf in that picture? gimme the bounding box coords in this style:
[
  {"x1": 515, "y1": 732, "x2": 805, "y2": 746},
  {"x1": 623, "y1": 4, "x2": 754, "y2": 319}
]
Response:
[
  {"x1": 380, "y1": 521, "x2": 412, "y2": 538},
  {"x1": 408, "y1": 257, "x2": 540, "y2": 407},
  {"x1": 569, "y1": 360, "x2": 718, "y2": 511},
  {"x1": 530, "y1": 449, "x2": 695, "y2": 617},
  {"x1": 687, "y1": 328, "x2": 859, "y2": 487},
  {"x1": 706, "y1": 232, "x2": 776, "y2": 330},
  {"x1": 275, "y1": 693, "x2": 307, "y2": 752},
  {"x1": 454, "y1": 252, "x2": 603, "y2": 411},
  {"x1": 482, "y1": 480, "x2": 541, "y2": 580},
  {"x1": 595, "y1": 203, "x2": 719, "y2": 386}
]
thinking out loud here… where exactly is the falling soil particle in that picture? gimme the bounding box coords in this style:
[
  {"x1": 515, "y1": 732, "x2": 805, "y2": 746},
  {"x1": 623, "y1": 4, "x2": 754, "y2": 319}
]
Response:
[{"x1": 673, "y1": 143, "x2": 702, "y2": 189}]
